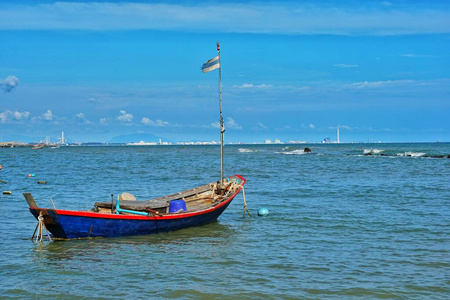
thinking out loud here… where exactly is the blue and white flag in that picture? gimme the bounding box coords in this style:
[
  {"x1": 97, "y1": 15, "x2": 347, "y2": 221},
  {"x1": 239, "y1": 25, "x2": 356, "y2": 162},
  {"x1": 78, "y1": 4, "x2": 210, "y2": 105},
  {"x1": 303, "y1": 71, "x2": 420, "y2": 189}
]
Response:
[{"x1": 202, "y1": 55, "x2": 220, "y2": 73}]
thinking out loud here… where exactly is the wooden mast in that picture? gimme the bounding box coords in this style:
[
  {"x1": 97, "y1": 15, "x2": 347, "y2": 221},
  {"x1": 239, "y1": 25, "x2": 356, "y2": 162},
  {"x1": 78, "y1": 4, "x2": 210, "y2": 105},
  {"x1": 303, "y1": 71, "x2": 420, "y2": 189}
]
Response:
[{"x1": 217, "y1": 42, "x2": 224, "y2": 186}]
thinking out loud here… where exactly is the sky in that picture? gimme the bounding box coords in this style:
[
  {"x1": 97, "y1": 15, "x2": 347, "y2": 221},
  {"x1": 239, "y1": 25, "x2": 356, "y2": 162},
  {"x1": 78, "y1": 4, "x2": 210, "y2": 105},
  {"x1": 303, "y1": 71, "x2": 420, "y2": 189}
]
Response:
[{"x1": 0, "y1": 0, "x2": 449, "y2": 143}]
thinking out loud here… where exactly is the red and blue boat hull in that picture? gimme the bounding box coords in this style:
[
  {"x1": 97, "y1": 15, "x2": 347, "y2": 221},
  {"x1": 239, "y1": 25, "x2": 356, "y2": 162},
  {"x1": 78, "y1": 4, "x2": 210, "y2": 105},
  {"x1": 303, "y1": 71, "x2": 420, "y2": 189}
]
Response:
[
  {"x1": 29, "y1": 201, "x2": 233, "y2": 239},
  {"x1": 28, "y1": 176, "x2": 245, "y2": 240}
]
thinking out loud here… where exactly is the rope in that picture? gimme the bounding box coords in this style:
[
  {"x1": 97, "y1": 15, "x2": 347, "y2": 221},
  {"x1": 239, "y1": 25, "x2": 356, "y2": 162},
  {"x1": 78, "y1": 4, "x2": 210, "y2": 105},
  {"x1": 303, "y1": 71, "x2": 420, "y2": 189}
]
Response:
[
  {"x1": 31, "y1": 212, "x2": 53, "y2": 243},
  {"x1": 49, "y1": 197, "x2": 57, "y2": 210},
  {"x1": 241, "y1": 185, "x2": 252, "y2": 218}
]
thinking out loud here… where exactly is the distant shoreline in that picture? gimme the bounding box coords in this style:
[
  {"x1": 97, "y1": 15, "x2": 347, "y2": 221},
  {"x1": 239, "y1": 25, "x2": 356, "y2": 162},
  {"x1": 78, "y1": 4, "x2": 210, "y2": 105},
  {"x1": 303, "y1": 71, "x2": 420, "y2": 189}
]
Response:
[{"x1": 1, "y1": 141, "x2": 448, "y2": 148}]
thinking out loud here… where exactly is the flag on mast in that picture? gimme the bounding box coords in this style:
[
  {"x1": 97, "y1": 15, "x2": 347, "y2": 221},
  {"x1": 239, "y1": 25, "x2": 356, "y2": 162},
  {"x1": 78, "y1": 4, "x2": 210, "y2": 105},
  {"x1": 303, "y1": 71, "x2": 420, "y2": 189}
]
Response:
[{"x1": 201, "y1": 55, "x2": 220, "y2": 73}]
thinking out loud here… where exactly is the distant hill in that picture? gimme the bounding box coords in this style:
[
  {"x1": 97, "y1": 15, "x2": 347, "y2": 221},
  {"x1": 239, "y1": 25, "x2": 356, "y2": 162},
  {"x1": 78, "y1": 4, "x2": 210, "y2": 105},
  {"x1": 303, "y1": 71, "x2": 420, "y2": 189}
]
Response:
[{"x1": 108, "y1": 133, "x2": 170, "y2": 143}]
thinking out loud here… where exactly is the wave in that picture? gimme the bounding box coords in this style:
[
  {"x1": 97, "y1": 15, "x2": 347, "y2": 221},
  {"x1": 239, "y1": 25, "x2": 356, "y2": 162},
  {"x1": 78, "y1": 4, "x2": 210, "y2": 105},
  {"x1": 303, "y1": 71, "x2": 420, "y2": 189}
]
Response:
[
  {"x1": 396, "y1": 152, "x2": 426, "y2": 157},
  {"x1": 360, "y1": 150, "x2": 449, "y2": 158},
  {"x1": 363, "y1": 149, "x2": 384, "y2": 154},
  {"x1": 279, "y1": 149, "x2": 307, "y2": 155},
  {"x1": 238, "y1": 148, "x2": 256, "y2": 153}
]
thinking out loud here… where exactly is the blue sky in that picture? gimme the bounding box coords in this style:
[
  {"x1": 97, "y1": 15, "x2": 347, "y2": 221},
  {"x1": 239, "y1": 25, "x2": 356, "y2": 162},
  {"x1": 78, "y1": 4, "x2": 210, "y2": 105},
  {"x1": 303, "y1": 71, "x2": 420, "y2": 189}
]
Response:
[{"x1": 0, "y1": 0, "x2": 449, "y2": 143}]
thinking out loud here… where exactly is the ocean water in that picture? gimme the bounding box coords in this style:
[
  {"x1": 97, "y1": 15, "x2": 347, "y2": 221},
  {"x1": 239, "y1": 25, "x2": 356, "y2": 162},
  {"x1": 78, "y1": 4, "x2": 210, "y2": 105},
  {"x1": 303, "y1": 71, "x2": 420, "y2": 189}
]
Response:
[{"x1": 0, "y1": 143, "x2": 449, "y2": 299}]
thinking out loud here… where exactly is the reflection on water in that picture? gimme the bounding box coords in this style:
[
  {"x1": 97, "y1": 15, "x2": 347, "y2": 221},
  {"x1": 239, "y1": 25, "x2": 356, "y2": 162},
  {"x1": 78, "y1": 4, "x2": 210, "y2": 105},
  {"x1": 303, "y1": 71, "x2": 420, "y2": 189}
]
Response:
[{"x1": 32, "y1": 221, "x2": 236, "y2": 265}]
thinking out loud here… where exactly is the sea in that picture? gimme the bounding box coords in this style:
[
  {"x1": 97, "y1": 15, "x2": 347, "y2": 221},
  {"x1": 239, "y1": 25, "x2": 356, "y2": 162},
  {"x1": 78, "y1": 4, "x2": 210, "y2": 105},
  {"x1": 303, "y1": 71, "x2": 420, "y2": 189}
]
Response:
[{"x1": 0, "y1": 143, "x2": 449, "y2": 299}]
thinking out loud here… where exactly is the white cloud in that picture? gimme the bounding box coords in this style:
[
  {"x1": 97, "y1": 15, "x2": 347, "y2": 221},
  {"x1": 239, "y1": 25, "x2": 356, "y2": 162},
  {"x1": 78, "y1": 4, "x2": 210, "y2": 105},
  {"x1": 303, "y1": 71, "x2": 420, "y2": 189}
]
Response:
[
  {"x1": 0, "y1": 2, "x2": 448, "y2": 35},
  {"x1": 155, "y1": 119, "x2": 169, "y2": 127},
  {"x1": 234, "y1": 83, "x2": 273, "y2": 89},
  {"x1": 142, "y1": 117, "x2": 169, "y2": 127},
  {"x1": 100, "y1": 117, "x2": 111, "y2": 125},
  {"x1": 333, "y1": 64, "x2": 359, "y2": 68},
  {"x1": 13, "y1": 111, "x2": 30, "y2": 121},
  {"x1": 345, "y1": 79, "x2": 414, "y2": 89},
  {"x1": 255, "y1": 122, "x2": 268, "y2": 130},
  {"x1": 327, "y1": 125, "x2": 391, "y2": 132},
  {"x1": 117, "y1": 110, "x2": 133, "y2": 123},
  {"x1": 210, "y1": 118, "x2": 241, "y2": 130},
  {"x1": 237, "y1": 83, "x2": 254, "y2": 89},
  {"x1": 42, "y1": 109, "x2": 53, "y2": 121},
  {"x1": 0, "y1": 112, "x2": 7, "y2": 123},
  {"x1": 400, "y1": 53, "x2": 431, "y2": 58},
  {"x1": 0, "y1": 109, "x2": 30, "y2": 123},
  {"x1": 328, "y1": 125, "x2": 352, "y2": 131},
  {"x1": 0, "y1": 75, "x2": 19, "y2": 92},
  {"x1": 300, "y1": 123, "x2": 316, "y2": 129},
  {"x1": 210, "y1": 121, "x2": 220, "y2": 129},
  {"x1": 141, "y1": 117, "x2": 154, "y2": 125},
  {"x1": 225, "y1": 117, "x2": 242, "y2": 130},
  {"x1": 75, "y1": 112, "x2": 93, "y2": 125}
]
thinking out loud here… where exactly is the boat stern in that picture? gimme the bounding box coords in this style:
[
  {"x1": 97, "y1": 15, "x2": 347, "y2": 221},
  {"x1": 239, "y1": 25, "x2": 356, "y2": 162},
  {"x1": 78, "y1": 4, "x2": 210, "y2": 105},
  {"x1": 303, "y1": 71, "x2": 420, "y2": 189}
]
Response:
[{"x1": 24, "y1": 193, "x2": 68, "y2": 239}]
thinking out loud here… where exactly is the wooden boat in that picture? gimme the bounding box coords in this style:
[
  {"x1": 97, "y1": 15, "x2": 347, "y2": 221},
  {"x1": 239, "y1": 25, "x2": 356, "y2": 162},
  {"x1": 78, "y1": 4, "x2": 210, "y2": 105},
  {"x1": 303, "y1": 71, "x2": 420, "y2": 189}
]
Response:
[
  {"x1": 24, "y1": 43, "x2": 248, "y2": 240},
  {"x1": 32, "y1": 143, "x2": 44, "y2": 149},
  {"x1": 24, "y1": 175, "x2": 246, "y2": 240}
]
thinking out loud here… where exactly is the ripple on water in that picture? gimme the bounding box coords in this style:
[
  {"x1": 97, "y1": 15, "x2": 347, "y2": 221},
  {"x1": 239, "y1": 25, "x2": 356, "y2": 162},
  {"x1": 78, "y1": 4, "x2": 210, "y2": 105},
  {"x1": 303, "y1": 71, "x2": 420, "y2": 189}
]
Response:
[{"x1": 0, "y1": 144, "x2": 449, "y2": 298}]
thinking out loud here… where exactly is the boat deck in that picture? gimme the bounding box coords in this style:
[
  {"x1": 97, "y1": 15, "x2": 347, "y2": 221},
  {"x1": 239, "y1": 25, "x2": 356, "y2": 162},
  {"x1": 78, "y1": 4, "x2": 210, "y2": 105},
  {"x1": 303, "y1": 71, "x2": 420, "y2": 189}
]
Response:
[{"x1": 93, "y1": 179, "x2": 242, "y2": 216}]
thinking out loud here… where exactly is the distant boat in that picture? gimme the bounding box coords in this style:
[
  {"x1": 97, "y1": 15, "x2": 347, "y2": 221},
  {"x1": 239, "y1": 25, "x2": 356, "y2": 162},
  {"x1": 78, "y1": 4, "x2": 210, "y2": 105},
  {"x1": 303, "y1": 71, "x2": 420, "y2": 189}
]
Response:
[
  {"x1": 24, "y1": 43, "x2": 247, "y2": 240},
  {"x1": 32, "y1": 144, "x2": 44, "y2": 150}
]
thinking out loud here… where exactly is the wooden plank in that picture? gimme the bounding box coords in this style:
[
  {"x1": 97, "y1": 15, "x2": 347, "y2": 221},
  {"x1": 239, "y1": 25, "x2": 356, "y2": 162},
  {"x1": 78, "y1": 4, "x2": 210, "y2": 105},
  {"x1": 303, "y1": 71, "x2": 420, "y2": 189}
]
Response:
[
  {"x1": 146, "y1": 184, "x2": 211, "y2": 203},
  {"x1": 94, "y1": 199, "x2": 168, "y2": 210},
  {"x1": 94, "y1": 184, "x2": 212, "y2": 211},
  {"x1": 23, "y1": 193, "x2": 38, "y2": 208}
]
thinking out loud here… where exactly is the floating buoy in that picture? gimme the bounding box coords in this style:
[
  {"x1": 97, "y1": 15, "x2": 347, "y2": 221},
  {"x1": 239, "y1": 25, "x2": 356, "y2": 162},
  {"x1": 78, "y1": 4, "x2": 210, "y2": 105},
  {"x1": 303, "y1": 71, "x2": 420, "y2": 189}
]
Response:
[
  {"x1": 0, "y1": 164, "x2": 3, "y2": 170},
  {"x1": 3, "y1": 191, "x2": 12, "y2": 195},
  {"x1": 257, "y1": 207, "x2": 269, "y2": 217},
  {"x1": 37, "y1": 181, "x2": 47, "y2": 184},
  {"x1": 28, "y1": 174, "x2": 35, "y2": 177}
]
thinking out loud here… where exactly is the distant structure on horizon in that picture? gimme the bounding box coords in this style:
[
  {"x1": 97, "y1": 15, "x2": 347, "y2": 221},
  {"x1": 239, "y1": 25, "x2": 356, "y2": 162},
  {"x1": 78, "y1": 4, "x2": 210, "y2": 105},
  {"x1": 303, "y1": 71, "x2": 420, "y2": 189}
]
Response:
[
  {"x1": 59, "y1": 131, "x2": 67, "y2": 145},
  {"x1": 322, "y1": 127, "x2": 341, "y2": 144},
  {"x1": 337, "y1": 127, "x2": 340, "y2": 143}
]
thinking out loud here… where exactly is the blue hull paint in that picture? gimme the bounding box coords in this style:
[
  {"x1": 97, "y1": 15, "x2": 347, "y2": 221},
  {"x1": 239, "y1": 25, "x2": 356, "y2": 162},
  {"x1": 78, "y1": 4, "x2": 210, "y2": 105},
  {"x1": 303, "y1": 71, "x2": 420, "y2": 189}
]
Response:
[
  {"x1": 27, "y1": 175, "x2": 246, "y2": 240},
  {"x1": 30, "y1": 196, "x2": 233, "y2": 240}
]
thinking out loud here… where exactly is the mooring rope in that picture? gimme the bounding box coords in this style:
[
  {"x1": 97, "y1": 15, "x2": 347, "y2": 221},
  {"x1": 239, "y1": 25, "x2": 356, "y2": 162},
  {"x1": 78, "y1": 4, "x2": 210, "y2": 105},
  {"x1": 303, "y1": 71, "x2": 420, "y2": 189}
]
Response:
[
  {"x1": 31, "y1": 212, "x2": 52, "y2": 243},
  {"x1": 241, "y1": 185, "x2": 252, "y2": 218}
]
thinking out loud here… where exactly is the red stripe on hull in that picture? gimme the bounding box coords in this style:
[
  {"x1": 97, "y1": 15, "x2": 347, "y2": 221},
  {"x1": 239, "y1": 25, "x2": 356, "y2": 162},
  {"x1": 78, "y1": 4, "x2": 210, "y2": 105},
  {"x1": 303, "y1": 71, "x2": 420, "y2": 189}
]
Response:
[{"x1": 28, "y1": 175, "x2": 246, "y2": 239}]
